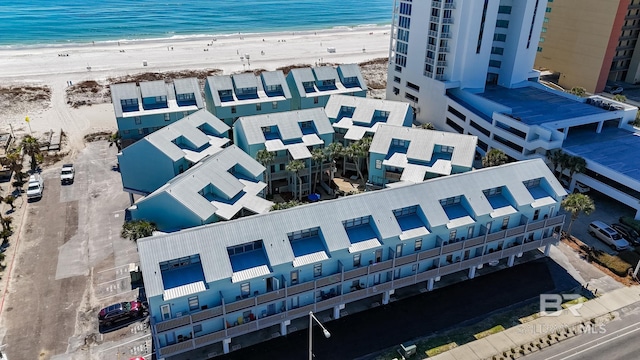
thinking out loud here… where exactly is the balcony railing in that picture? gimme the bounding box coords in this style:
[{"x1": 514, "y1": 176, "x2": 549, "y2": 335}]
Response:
[{"x1": 154, "y1": 214, "x2": 565, "y2": 358}]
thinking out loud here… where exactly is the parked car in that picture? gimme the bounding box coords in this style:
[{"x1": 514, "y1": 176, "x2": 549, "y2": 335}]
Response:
[
  {"x1": 604, "y1": 85, "x2": 624, "y2": 95},
  {"x1": 588, "y1": 221, "x2": 631, "y2": 251},
  {"x1": 60, "y1": 163, "x2": 75, "y2": 184},
  {"x1": 559, "y1": 177, "x2": 590, "y2": 194},
  {"x1": 98, "y1": 301, "x2": 145, "y2": 326},
  {"x1": 611, "y1": 223, "x2": 639, "y2": 245},
  {"x1": 26, "y1": 174, "x2": 44, "y2": 200}
]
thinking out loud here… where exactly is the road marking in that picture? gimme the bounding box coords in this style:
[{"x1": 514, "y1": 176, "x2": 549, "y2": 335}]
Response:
[
  {"x1": 97, "y1": 264, "x2": 130, "y2": 274},
  {"x1": 544, "y1": 322, "x2": 640, "y2": 360},
  {"x1": 96, "y1": 276, "x2": 130, "y2": 286},
  {"x1": 98, "y1": 334, "x2": 151, "y2": 352}
]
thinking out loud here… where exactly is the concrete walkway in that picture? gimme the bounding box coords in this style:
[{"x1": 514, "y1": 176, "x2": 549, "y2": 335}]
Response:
[{"x1": 429, "y1": 285, "x2": 640, "y2": 360}]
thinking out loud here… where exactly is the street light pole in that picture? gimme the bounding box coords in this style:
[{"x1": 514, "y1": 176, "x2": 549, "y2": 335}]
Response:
[{"x1": 309, "y1": 311, "x2": 331, "y2": 360}]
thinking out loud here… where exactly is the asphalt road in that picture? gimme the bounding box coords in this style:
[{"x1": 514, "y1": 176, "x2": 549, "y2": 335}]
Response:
[
  {"x1": 217, "y1": 258, "x2": 575, "y2": 360},
  {"x1": 523, "y1": 303, "x2": 640, "y2": 360}
]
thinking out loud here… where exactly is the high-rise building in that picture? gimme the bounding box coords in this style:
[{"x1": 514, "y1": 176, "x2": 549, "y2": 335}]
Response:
[
  {"x1": 385, "y1": 0, "x2": 640, "y2": 219},
  {"x1": 535, "y1": 0, "x2": 640, "y2": 93},
  {"x1": 386, "y1": 0, "x2": 547, "y2": 122}
]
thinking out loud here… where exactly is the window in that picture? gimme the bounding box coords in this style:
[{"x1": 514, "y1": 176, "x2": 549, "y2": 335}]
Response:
[
  {"x1": 241, "y1": 283, "x2": 250, "y2": 297},
  {"x1": 375, "y1": 159, "x2": 382, "y2": 169},
  {"x1": 394, "y1": 76, "x2": 401, "y2": 83},
  {"x1": 496, "y1": 20, "x2": 509, "y2": 28},
  {"x1": 501, "y1": 216, "x2": 510, "y2": 230},
  {"x1": 392, "y1": 87, "x2": 400, "y2": 95},
  {"x1": 161, "y1": 304, "x2": 171, "y2": 320},
  {"x1": 395, "y1": 54, "x2": 407, "y2": 67},
  {"x1": 227, "y1": 240, "x2": 263, "y2": 256},
  {"x1": 447, "y1": 106, "x2": 466, "y2": 121},
  {"x1": 313, "y1": 97, "x2": 319, "y2": 104},
  {"x1": 449, "y1": 229, "x2": 457, "y2": 241},
  {"x1": 396, "y1": 244, "x2": 403, "y2": 257},
  {"x1": 406, "y1": 82, "x2": 420, "y2": 92},
  {"x1": 493, "y1": 33, "x2": 506, "y2": 42},
  {"x1": 491, "y1": 47, "x2": 504, "y2": 55},
  {"x1": 533, "y1": 209, "x2": 540, "y2": 221},
  {"x1": 313, "y1": 263, "x2": 322, "y2": 277},
  {"x1": 188, "y1": 296, "x2": 199, "y2": 311},
  {"x1": 399, "y1": 2, "x2": 412, "y2": 15},
  {"x1": 291, "y1": 270, "x2": 298, "y2": 285},
  {"x1": 272, "y1": 101, "x2": 278, "y2": 109},
  {"x1": 287, "y1": 227, "x2": 319, "y2": 242},
  {"x1": 256, "y1": 103, "x2": 262, "y2": 111},
  {"x1": 396, "y1": 41, "x2": 408, "y2": 55},
  {"x1": 415, "y1": 238, "x2": 422, "y2": 251},
  {"x1": 489, "y1": 60, "x2": 502, "y2": 68},
  {"x1": 353, "y1": 254, "x2": 361, "y2": 267},
  {"x1": 398, "y1": 29, "x2": 409, "y2": 42},
  {"x1": 134, "y1": 117, "x2": 141, "y2": 125},
  {"x1": 398, "y1": 15, "x2": 411, "y2": 29},
  {"x1": 231, "y1": 106, "x2": 237, "y2": 114},
  {"x1": 498, "y1": 5, "x2": 512, "y2": 14},
  {"x1": 164, "y1": 113, "x2": 171, "y2": 122},
  {"x1": 523, "y1": 178, "x2": 541, "y2": 188},
  {"x1": 482, "y1": 186, "x2": 502, "y2": 197},
  {"x1": 405, "y1": 92, "x2": 418, "y2": 102},
  {"x1": 194, "y1": 324, "x2": 202, "y2": 333}
]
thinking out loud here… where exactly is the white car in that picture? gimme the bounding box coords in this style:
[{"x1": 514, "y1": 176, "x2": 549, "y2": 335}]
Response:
[
  {"x1": 60, "y1": 163, "x2": 75, "y2": 185},
  {"x1": 604, "y1": 86, "x2": 624, "y2": 95},
  {"x1": 560, "y1": 178, "x2": 590, "y2": 194},
  {"x1": 26, "y1": 174, "x2": 44, "y2": 200}
]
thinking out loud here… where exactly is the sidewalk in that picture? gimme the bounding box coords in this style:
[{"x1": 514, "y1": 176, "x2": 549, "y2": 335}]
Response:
[{"x1": 429, "y1": 285, "x2": 640, "y2": 360}]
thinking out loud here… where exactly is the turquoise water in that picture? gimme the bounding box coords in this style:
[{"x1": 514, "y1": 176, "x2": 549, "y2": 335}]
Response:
[{"x1": 0, "y1": 0, "x2": 393, "y2": 47}]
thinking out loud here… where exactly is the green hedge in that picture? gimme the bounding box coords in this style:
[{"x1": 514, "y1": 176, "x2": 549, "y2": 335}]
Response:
[{"x1": 620, "y1": 216, "x2": 640, "y2": 233}]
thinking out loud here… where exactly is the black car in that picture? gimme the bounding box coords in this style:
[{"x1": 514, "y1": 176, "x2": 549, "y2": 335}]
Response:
[
  {"x1": 611, "y1": 223, "x2": 639, "y2": 245},
  {"x1": 98, "y1": 301, "x2": 144, "y2": 326}
]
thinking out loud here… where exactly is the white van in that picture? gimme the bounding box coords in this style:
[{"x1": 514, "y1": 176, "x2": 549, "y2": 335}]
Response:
[{"x1": 588, "y1": 221, "x2": 630, "y2": 251}]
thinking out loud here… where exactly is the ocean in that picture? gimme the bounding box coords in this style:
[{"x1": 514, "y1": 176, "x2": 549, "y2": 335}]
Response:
[{"x1": 0, "y1": 0, "x2": 393, "y2": 47}]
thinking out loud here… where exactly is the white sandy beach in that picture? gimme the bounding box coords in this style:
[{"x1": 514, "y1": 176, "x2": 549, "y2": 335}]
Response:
[{"x1": 0, "y1": 26, "x2": 392, "y2": 153}]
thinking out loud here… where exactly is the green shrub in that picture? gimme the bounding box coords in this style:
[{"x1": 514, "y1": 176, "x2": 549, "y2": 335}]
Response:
[
  {"x1": 589, "y1": 250, "x2": 632, "y2": 276},
  {"x1": 620, "y1": 216, "x2": 640, "y2": 233}
]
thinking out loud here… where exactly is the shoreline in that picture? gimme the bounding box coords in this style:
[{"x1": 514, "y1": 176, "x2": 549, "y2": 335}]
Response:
[
  {"x1": 0, "y1": 25, "x2": 392, "y2": 82},
  {"x1": 0, "y1": 23, "x2": 391, "y2": 50}
]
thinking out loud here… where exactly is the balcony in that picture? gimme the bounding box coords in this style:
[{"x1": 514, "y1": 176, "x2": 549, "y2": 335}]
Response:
[
  {"x1": 431, "y1": 16, "x2": 440, "y2": 23},
  {"x1": 153, "y1": 214, "x2": 565, "y2": 358},
  {"x1": 428, "y1": 30, "x2": 439, "y2": 37},
  {"x1": 442, "y1": 17, "x2": 454, "y2": 24},
  {"x1": 444, "y1": 1, "x2": 456, "y2": 9}
]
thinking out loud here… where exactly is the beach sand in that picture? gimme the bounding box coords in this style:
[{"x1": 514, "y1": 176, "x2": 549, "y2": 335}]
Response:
[{"x1": 0, "y1": 26, "x2": 391, "y2": 154}]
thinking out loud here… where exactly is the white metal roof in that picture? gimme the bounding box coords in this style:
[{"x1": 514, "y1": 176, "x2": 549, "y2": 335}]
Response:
[
  {"x1": 206, "y1": 71, "x2": 291, "y2": 107},
  {"x1": 325, "y1": 95, "x2": 412, "y2": 139},
  {"x1": 235, "y1": 108, "x2": 333, "y2": 146},
  {"x1": 371, "y1": 124, "x2": 478, "y2": 170},
  {"x1": 138, "y1": 159, "x2": 566, "y2": 298},
  {"x1": 139, "y1": 80, "x2": 167, "y2": 98},
  {"x1": 130, "y1": 109, "x2": 228, "y2": 162},
  {"x1": 136, "y1": 145, "x2": 270, "y2": 222},
  {"x1": 163, "y1": 281, "x2": 206, "y2": 301}
]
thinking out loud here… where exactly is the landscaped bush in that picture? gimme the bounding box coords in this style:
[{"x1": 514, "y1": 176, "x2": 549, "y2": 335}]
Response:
[
  {"x1": 589, "y1": 249, "x2": 633, "y2": 276},
  {"x1": 620, "y1": 216, "x2": 640, "y2": 233}
]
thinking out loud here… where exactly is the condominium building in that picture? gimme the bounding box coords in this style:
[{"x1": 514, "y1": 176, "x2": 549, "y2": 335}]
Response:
[
  {"x1": 368, "y1": 124, "x2": 477, "y2": 188},
  {"x1": 324, "y1": 94, "x2": 414, "y2": 145},
  {"x1": 286, "y1": 64, "x2": 367, "y2": 110},
  {"x1": 128, "y1": 145, "x2": 272, "y2": 232},
  {"x1": 535, "y1": 0, "x2": 640, "y2": 93},
  {"x1": 233, "y1": 108, "x2": 334, "y2": 198},
  {"x1": 203, "y1": 71, "x2": 292, "y2": 129},
  {"x1": 138, "y1": 159, "x2": 565, "y2": 359},
  {"x1": 117, "y1": 109, "x2": 230, "y2": 202},
  {"x1": 111, "y1": 78, "x2": 204, "y2": 146},
  {"x1": 386, "y1": 0, "x2": 640, "y2": 219}
]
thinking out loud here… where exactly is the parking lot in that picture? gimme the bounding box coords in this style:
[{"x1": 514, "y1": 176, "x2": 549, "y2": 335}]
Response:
[
  {"x1": 559, "y1": 189, "x2": 637, "y2": 254},
  {"x1": 0, "y1": 141, "x2": 153, "y2": 360}
]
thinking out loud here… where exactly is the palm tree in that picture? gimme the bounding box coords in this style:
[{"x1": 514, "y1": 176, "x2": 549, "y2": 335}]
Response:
[
  {"x1": 255, "y1": 149, "x2": 275, "y2": 196},
  {"x1": 344, "y1": 142, "x2": 367, "y2": 181},
  {"x1": 311, "y1": 148, "x2": 326, "y2": 193},
  {"x1": 108, "y1": 131, "x2": 122, "y2": 152},
  {"x1": 482, "y1": 149, "x2": 508, "y2": 168},
  {"x1": 556, "y1": 151, "x2": 572, "y2": 179},
  {"x1": 121, "y1": 220, "x2": 157, "y2": 242},
  {"x1": 4, "y1": 195, "x2": 15, "y2": 211},
  {"x1": 613, "y1": 94, "x2": 627, "y2": 103},
  {"x1": 285, "y1": 159, "x2": 305, "y2": 201},
  {"x1": 566, "y1": 155, "x2": 587, "y2": 180},
  {"x1": 420, "y1": 123, "x2": 436, "y2": 130},
  {"x1": 546, "y1": 149, "x2": 564, "y2": 178},
  {"x1": 359, "y1": 136, "x2": 373, "y2": 175},
  {"x1": 326, "y1": 142, "x2": 343, "y2": 183},
  {"x1": 561, "y1": 193, "x2": 595, "y2": 237},
  {"x1": 21, "y1": 135, "x2": 41, "y2": 172},
  {"x1": 1, "y1": 150, "x2": 24, "y2": 183},
  {"x1": 568, "y1": 87, "x2": 586, "y2": 97}
]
